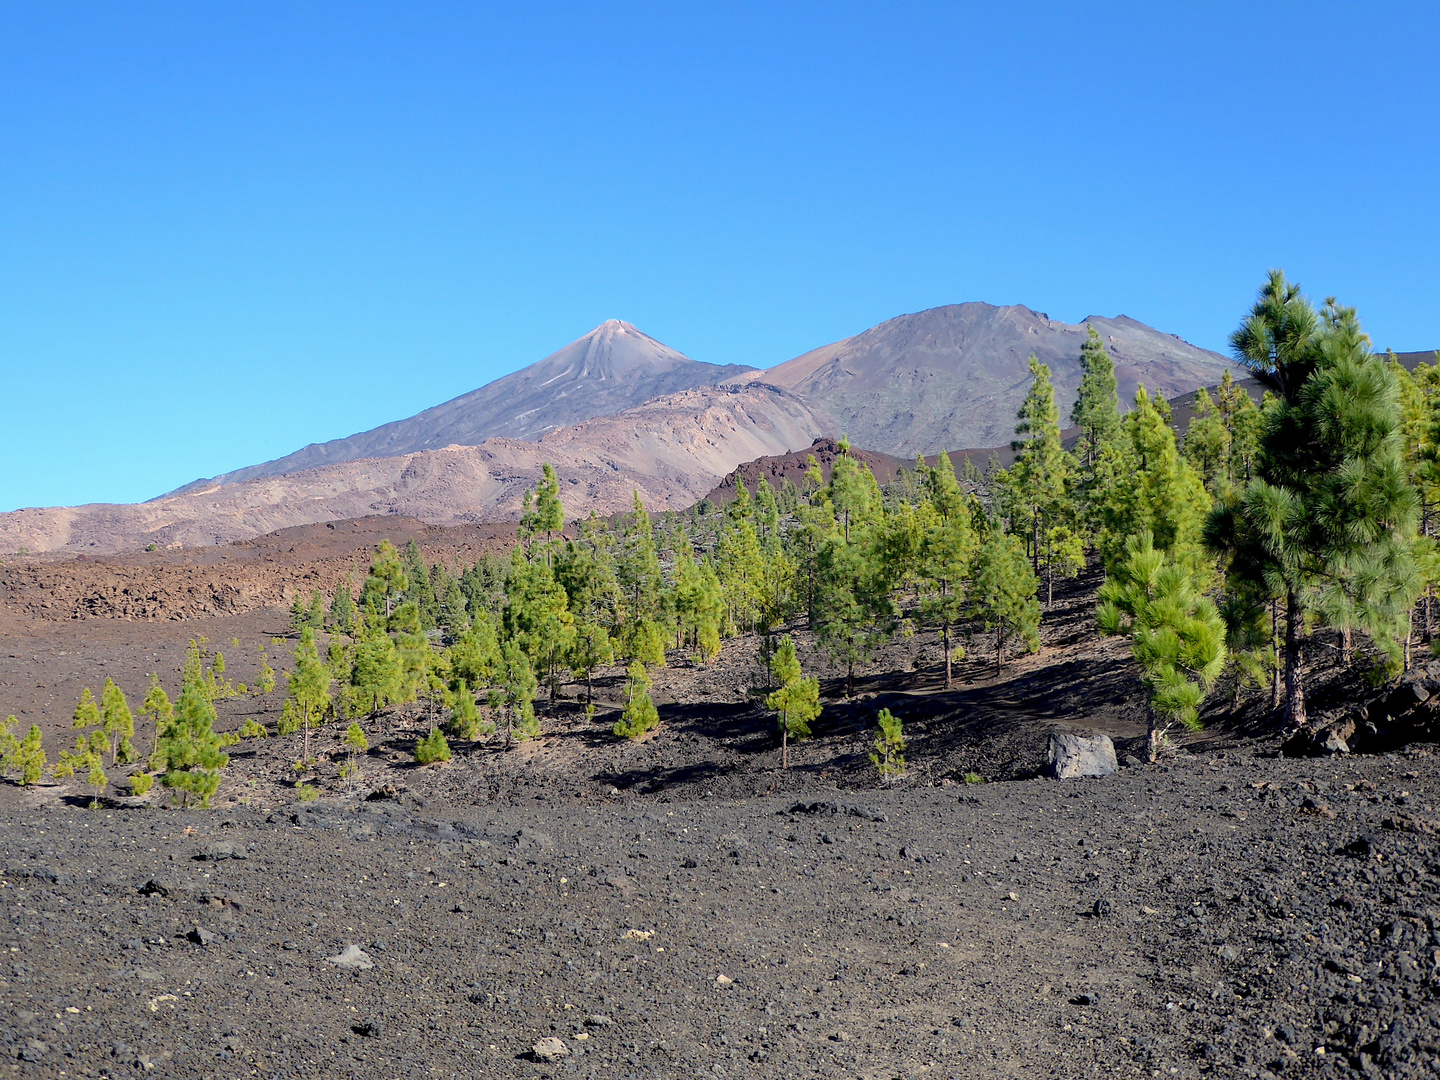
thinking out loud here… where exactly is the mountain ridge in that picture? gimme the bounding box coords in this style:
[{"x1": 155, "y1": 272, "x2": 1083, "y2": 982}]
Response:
[
  {"x1": 169, "y1": 320, "x2": 754, "y2": 495},
  {"x1": 749, "y1": 302, "x2": 1234, "y2": 455}
]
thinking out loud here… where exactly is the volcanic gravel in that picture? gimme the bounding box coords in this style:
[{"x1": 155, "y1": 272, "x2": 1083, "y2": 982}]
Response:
[{"x1": 2, "y1": 748, "x2": 1439, "y2": 1079}]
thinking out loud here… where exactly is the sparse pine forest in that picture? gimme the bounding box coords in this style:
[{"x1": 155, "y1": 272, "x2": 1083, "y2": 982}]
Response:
[{"x1": 10, "y1": 271, "x2": 1440, "y2": 800}]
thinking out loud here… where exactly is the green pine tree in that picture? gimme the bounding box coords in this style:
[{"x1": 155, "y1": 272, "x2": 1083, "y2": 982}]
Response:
[
  {"x1": 414, "y1": 727, "x2": 452, "y2": 765},
  {"x1": 970, "y1": 530, "x2": 1041, "y2": 675},
  {"x1": 100, "y1": 677, "x2": 138, "y2": 765},
  {"x1": 1072, "y1": 325, "x2": 1122, "y2": 468},
  {"x1": 870, "y1": 707, "x2": 906, "y2": 786},
  {"x1": 501, "y1": 639, "x2": 540, "y2": 743},
  {"x1": 361, "y1": 540, "x2": 409, "y2": 620},
  {"x1": 349, "y1": 610, "x2": 405, "y2": 716},
  {"x1": 1098, "y1": 531, "x2": 1227, "y2": 760},
  {"x1": 0, "y1": 716, "x2": 45, "y2": 786},
  {"x1": 1183, "y1": 387, "x2": 1231, "y2": 495},
  {"x1": 917, "y1": 454, "x2": 978, "y2": 685},
  {"x1": 286, "y1": 626, "x2": 333, "y2": 763},
  {"x1": 1205, "y1": 273, "x2": 1419, "y2": 724},
  {"x1": 613, "y1": 662, "x2": 660, "y2": 739},
  {"x1": 766, "y1": 636, "x2": 820, "y2": 769},
  {"x1": 154, "y1": 678, "x2": 230, "y2": 808},
  {"x1": 328, "y1": 574, "x2": 357, "y2": 635}
]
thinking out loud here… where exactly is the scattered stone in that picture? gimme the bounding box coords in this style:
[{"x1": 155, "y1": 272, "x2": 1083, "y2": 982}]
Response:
[
  {"x1": 1342, "y1": 835, "x2": 1380, "y2": 859},
  {"x1": 1045, "y1": 733, "x2": 1118, "y2": 780},
  {"x1": 365, "y1": 784, "x2": 399, "y2": 801},
  {"x1": 18, "y1": 1039, "x2": 46, "y2": 1062},
  {"x1": 584, "y1": 1015, "x2": 613, "y2": 1028},
  {"x1": 621, "y1": 928, "x2": 653, "y2": 942},
  {"x1": 1299, "y1": 797, "x2": 1335, "y2": 818},
  {"x1": 1382, "y1": 813, "x2": 1437, "y2": 836},
  {"x1": 531, "y1": 1036, "x2": 568, "y2": 1063},
  {"x1": 137, "y1": 877, "x2": 172, "y2": 897},
  {"x1": 187, "y1": 925, "x2": 217, "y2": 947},
  {"x1": 1092, "y1": 897, "x2": 1114, "y2": 918},
  {"x1": 715, "y1": 973, "x2": 734, "y2": 986},
  {"x1": 195, "y1": 841, "x2": 246, "y2": 861},
  {"x1": 1070, "y1": 993, "x2": 1099, "y2": 1006},
  {"x1": 352, "y1": 1019, "x2": 382, "y2": 1038},
  {"x1": 326, "y1": 944, "x2": 375, "y2": 970}
]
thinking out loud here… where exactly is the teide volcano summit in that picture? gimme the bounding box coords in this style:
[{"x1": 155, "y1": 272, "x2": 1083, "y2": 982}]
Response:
[{"x1": 174, "y1": 320, "x2": 756, "y2": 492}]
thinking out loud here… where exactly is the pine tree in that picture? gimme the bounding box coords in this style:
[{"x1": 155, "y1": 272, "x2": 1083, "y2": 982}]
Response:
[
  {"x1": 673, "y1": 534, "x2": 724, "y2": 661},
  {"x1": 307, "y1": 589, "x2": 326, "y2": 632},
  {"x1": 328, "y1": 575, "x2": 356, "y2": 635},
  {"x1": 287, "y1": 627, "x2": 333, "y2": 764},
  {"x1": 400, "y1": 540, "x2": 437, "y2": 630},
  {"x1": 917, "y1": 454, "x2": 977, "y2": 686},
  {"x1": 813, "y1": 533, "x2": 893, "y2": 696},
  {"x1": 716, "y1": 486, "x2": 766, "y2": 633},
  {"x1": 766, "y1": 636, "x2": 820, "y2": 769},
  {"x1": 970, "y1": 530, "x2": 1041, "y2": 675},
  {"x1": 70, "y1": 686, "x2": 109, "y2": 763},
  {"x1": 1205, "y1": 274, "x2": 1419, "y2": 724},
  {"x1": 1072, "y1": 325, "x2": 1122, "y2": 468},
  {"x1": 386, "y1": 599, "x2": 432, "y2": 703},
  {"x1": 342, "y1": 722, "x2": 369, "y2": 785},
  {"x1": 613, "y1": 662, "x2": 660, "y2": 739},
  {"x1": 0, "y1": 717, "x2": 45, "y2": 786},
  {"x1": 870, "y1": 707, "x2": 906, "y2": 786},
  {"x1": 430, "y1": 561, "x2": 471, "y2": 637},
  {"x1": 254, "y1": 645, "x2": 277, "y2": 695},
  {"x1": 100, "y1": 677, "x2": 137, "y2": 765},
  {"x1": 568, "y1": 622, "x2": 614, "y2": 705},
  {"x1": 534, "y1": 463, "x2": 565, "y2": 542},
  {"x1": 503, "y1": 547, "x2": 576, "y2": 697},
  {"x1": 1098, "y1": 531, "x2": 1226, "y2": 760},
  {"x1": 1009, "y1": 355, "x2": 1077, "y2": 600},
  {"x1": 1183, "y1": 387, "x2": 1231, "y2": 494},
  {"x1": 1097, "y1": 386, "x2": 1211, "y2": 576},
  {"x1": 154, "y1": 678, "x2": 229, "y2": 808},
  {"x1": 414, "y1": 727, "x2": 452, "y2": 765},
  {"x1": 615, "y1": 492, "x2": 666, "y2": 661},
  {"x1": 350, "y1": 610, "x2": 404, "y2": 716},
  {"x1": 501, "y1": 640, "x2": 540, "y2": 743},
  {"x1": 140, "y1": 674, "x2": 173, "y2": 761},
  {"x1": 361, "y1": 540, "x2": 409, "y2": 620}
]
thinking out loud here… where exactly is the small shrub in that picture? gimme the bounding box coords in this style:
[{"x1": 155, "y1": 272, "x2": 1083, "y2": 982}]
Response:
[
  {"x1": 415, "y1": 727, "x2": 452, "y2": 765},
  {"x1": 963, "y1": 772, "x2": 985, "y2": 785},
  {"x1": 295, "y1": 782, "x2": 319, "y2": 802},
  {"x1": 870, "y1": 707, "x2": 906, "y2": 786},
  {"x1": 128, "y1": 773, "x2": 154, "y2": 797},
  {"x1": 613, "y1": 663, "x2": 659, "y2": 740},
  {"x1": 238, "y1": 719, "x2": 269, "y2": 739}
]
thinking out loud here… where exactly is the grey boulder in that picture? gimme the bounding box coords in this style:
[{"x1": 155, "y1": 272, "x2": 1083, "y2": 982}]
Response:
[{"x1": 1045, "y1": 732, "x2": 1117, "y2": 779}]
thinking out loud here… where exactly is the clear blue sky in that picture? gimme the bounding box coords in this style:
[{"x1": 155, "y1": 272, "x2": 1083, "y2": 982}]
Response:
[{"x1": 2, "y1": 2, "x2": 1436, "y2": 511}]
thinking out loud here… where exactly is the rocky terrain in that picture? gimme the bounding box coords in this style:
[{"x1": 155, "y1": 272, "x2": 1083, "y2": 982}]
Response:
[{"x1": 1, "y1": 532, "x2": 1438, "y2": 1078}]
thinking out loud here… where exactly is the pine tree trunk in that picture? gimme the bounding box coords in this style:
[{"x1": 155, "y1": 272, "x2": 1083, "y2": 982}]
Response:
[
  {"x1": 782, "y1": 722, "x2": 788, "y2": 770},
  {"x1": 1341, "y1": 626, "x2": 1353, "y2": 666},
  {"x1": 1283, "y1": 591, "x2": 1306, "y2": 728},
  {"x1": 1405, "y1": 610, "x2": 1414, "y2": 672},
  {"x1": 847, "y1": 657, "x2": 854, "y2": 699},
  {"x1": 1270, "y1": 599, "x2": 1282, "y2": 710},
  {"x1": 943, "y1": 623, "x2": 952, "y2": 688},
  {"x1": 995, "y1": 627, "x2": 1003, "y2": 676},
  {"x1": 1145, "y1": 712, "x2": 1160, "y2": 763}
]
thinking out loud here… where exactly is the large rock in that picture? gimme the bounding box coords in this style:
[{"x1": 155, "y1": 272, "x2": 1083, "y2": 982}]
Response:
[{"x1": 1045, "y1": 733, "x2": 1118, "y2": 779}]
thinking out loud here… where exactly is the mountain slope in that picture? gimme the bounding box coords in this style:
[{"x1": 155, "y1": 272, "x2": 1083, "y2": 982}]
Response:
[
  {"x1": 2, "y1": 385, "x2": 824, "y2": 554},
  {"x1": 750, "y1": 303, "x2": 1233, "y2": 455},
  {"x1": 174, "y1": 320, "x2": 754, "y2": 493}
]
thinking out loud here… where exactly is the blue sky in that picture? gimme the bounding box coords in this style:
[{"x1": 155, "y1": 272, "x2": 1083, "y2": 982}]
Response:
[{"x1": 2, "y1": 2, "x2": 1437, "y2": 511}]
